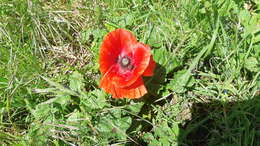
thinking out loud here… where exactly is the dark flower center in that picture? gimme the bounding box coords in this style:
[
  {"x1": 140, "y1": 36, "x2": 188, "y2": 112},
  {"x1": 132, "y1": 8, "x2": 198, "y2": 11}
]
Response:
[
  {"x1": 121, "y1": 57, "x2": 130, "y2": 66},
  {"x1": 118, "y1": 56, "x2": 134, "y2": 70}
]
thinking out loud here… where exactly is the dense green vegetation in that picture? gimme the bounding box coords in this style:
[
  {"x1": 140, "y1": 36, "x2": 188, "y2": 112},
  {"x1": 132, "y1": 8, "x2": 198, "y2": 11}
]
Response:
[{"x1": 0, "y1": 0, "x2": 259, "y2": 145}]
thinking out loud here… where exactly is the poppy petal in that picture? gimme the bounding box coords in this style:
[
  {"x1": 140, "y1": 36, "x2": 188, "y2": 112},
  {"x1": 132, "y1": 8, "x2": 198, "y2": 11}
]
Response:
[
  {"x1": 100, "y1": 65, "x2": 117, "y2": 94},
  {"x1": 117, "y1": 29, "x2": 137, "y2": 54},
  {"x1": 143, "y1": 55, "x2": 156, "y2": 76},
  {"x1": 100, "y1": 70, "x2": 147, "y2": 99},
  {"x1": 99, "y1": 29, "x2": 137, "y2": 75},
  {"x1": 113, "y1": 43, "x2": 151, "y2": 88},
  {"x1": 114, "y1": 78, "x2": 147, "y2": 99},
  {"x1": 100, "y1": 64, "x2": 136, "y2": 88},
  {"x1": 99, "y1": 28, "x2": 156, "y2": 99}
]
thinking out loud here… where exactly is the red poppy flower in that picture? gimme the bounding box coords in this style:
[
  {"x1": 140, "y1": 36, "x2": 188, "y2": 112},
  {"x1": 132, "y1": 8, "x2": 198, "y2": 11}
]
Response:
[{"x1": 99, "y1": 28, "x2": 156, "y2": 99}]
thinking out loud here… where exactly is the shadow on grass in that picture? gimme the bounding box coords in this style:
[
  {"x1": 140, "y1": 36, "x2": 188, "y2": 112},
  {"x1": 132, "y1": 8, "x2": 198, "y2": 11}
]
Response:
[
  {"x1": 125, "y1": 63, "x2": 169, "y2": 144},
  {"x1": 177, "y1": 95, "x2": 260, "y2": 146},
  {"x1": 124, "y1": 63, "x2": 259, "y2": 145}
]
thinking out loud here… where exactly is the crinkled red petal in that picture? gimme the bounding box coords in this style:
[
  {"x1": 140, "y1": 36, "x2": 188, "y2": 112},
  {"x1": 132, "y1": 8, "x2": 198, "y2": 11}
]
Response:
[
  {"x1": 99, "y1": 29, "x2": 156, "y2": 99},
  {"x1": 99, "y1": 29, "x2": 137, "y2": 75},
  {"x1": 143, "y1": 55, "x2": 156, "y2": 76},
  {"x1": 113, "y1": 43, "x2": 151, "y2": 88},
  {"x1": 100, "y1": 73, "x2": 147, "y2": 99}
]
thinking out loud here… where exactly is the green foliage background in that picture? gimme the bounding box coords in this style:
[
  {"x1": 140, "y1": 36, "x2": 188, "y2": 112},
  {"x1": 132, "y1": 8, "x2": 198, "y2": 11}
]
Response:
[{"x1": 0, "y1": 0, "x2": 259, "y2": 145}]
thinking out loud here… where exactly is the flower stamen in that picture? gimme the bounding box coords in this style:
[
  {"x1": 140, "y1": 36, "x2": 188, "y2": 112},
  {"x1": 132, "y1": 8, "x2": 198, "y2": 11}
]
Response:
[
  {"x1": 120, "y1": 56, "x2": 131, "y2": 67},
  {"x1": 122, "y1": 57, "x2": 129, "y2": 65}
]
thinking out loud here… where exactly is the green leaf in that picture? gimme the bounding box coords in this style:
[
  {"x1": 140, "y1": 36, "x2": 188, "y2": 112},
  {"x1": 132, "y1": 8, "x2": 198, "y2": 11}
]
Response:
[
  {"x1": 244, "y1": 57, "x2": 259, "y2": 72},
  {"x1": 153, "y1": 48, "x2": 181, "y2": 74},
  {"x1": 31, "y1": 104, "x2": 55, "y2": 121},
  {"x1": 167, "y1": 70, "x2": 195, "y2": 93},
  {"x1": 54, "y1": 95, "x2": 71, "y2": 105},
  {"x1": 118, "y1": 13, "x2": 135, "y2": 27},
  {"x1": 81, "y1": 89, "x2": 108, "y2": 110},
  {"x1": 69, "y1": 71, "x2": 85, "y2": 92},
  {"x1": 143, "y1": 132, "x2": 155, "y2": 143},
  {"x1": 159, "y1": 137, "x2": 170, "y2": 146},
  {"x1": 96, "y1": 108, "x2": 132, "y2": 140},
  {"x1": 126, "y1": 102, "x2": 144, "y2": 113},
  {"x1": 171, "y1": 122, "x2": 180, "y2": 139},
  {"x1": 239, "y1": 9, "x2": 259, "y2": 38},
  {"x1": 89, "y1": 89, "x2": 108, "y2": 109},
  {"x1": 149, "y1": 139, "x2": 161, "y2": 146}
]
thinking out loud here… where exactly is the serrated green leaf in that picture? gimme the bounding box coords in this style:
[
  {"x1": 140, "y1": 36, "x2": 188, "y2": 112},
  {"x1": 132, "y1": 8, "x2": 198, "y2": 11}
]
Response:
[
  {"x1": 159, "y1": 137, "x2": 170, "y2": 146},
  {"x1": 81, "y1": 89, "x2": 108, "y2": 110},
  {"x1": 32, "y1": 104, "x2": 53, "y2": 120},
  {"x1": 97, "y1": 108, "x2": 132, "y2": 140},
  {"x1": 143, "y1": 132, "x2": 155, "y2": 143},
  {"x1": 54, "y1": 94, "x2": 71, "y2": 105},
  {"x1": 126, "y1": 102, "x2": 144, "y2": 113},
  {"x1": 150, "y1": 139, "x2": 161, "y2": 146},
  {"x1": 171, "y1": 122, "x2": 180, "y2": 139},
  {"x1": 153, "y1": 48, "x2": 181, "y2": 74},
  {"x1": 244, "y1": 57, "x2": 259, "y2": 72},
  {"x1": 69, "y1": 71, "x2": 84, "y2": 92},
  {"x1": 167, "y1": 70, "x2": 195, "y2": 93}
]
